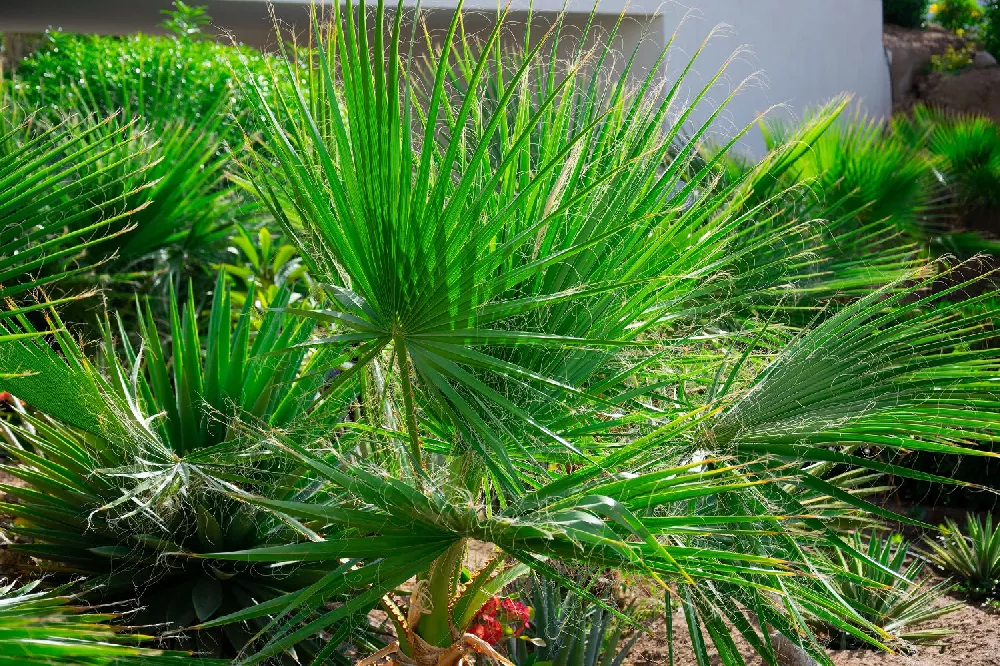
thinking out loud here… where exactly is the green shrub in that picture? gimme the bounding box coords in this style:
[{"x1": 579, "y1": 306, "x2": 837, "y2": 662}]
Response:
[
  {"x1": 983, "y1": 0, "x2": 1000, "y2": 58},
  {"x1": 214, "y1": 226, "x2": 312, "y2": 311},
  {"x1": 930, "y1": 0, "x2": 984, "y2": 32},
  {"x1": 884, "y1": 0, "x2": 930, "y2": 28},
  {"x1": 697, "y1": 98, "x2": 930, "y2": 318},
  {"x1": 11, "y1": 5, "x2": 277, "y2": 125},
  {"x1": 921, "y1": 514, "x2": 1000, "y2": 599},
  {"x1": 930, "y1": 43, "x2": 977, "y2": 71}
]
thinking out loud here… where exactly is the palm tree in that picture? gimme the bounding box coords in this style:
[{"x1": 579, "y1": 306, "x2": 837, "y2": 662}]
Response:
[
  {"x1": 1, "y1": 1, "x2": 998, "y2": 665},
  {"x1": 190, "y1": 1, "x2": 999, "y2": 663}
]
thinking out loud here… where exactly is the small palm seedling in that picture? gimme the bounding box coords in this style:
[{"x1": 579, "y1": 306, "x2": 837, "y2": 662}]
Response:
[
  {"x1": 0, "y1": 579, "x2": 219, "y2": 664},
  {"x1": 0, "y1": 273, "x2": 350, "y2": 657},
  {"x1": 829, "y1": 532, "x2": 961, "y2": 651},
  {"x1": 921, "y1": 513, "x2": 1000, "y2": 600}
]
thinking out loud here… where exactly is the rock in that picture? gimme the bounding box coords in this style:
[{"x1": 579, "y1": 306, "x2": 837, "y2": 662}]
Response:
[
  {"x1": 768, "y1": 631, "x2": 821, "y2": 666},
  {"x1": 883, "y1": 25, "x2": 966, "y2": 108},
  {"x1": 921, "y1": 67, "x2": 1000, "y2": 123},
  {"x1": 974, "y1": 50, "x2": 998, "y2": 68}
]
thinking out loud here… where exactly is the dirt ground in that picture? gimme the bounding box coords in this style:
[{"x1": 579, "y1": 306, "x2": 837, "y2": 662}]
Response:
[{"x1": 624, "y1": 592, "x2": 1000, "y2": 666}]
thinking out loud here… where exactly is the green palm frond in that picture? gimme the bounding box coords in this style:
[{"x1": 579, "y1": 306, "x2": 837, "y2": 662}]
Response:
[
  {"x1": 238, "y1": 0, "x2": 843, "y2": 492},
  {"x1": 0, "y1": 579, "x2": 217, "y2": 664},
  {"x1": 0, "y1": 86, "x2": 149, "y2": 324}
]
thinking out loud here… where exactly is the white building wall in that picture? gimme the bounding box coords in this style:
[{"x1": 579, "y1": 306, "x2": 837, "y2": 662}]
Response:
[{"x1": 0, "y1": 0, "x2": 892, "y2": 157}]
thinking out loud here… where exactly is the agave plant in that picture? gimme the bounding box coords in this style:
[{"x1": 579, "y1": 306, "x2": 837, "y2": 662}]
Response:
[
  {"x1": 113, "y1": 1, "x2": 1000, "y2": 664},
  {"x1": 0, "y1": 274, "x2": 353, "y2": 658},
  {"x1": 921, "y1": 513, "x2": 1000, "y2": 599},
  {"x1": 828, "y1": 532, "x2": 961, "y2": 650},
  {"x1": 0, "y1": 579, "x2": 220, "y2": 664},
  {"x1": 504, "y1": 574, "x2": 644, "y2": 666}
]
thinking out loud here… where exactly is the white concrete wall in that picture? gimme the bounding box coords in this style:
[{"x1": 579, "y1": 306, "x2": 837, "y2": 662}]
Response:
[
  {"x1": 0, "y1": 0, "x2": 892, "y2": 157},
  {"x1": 648, "y1": 1, "x2": 892, "y2": 156}
]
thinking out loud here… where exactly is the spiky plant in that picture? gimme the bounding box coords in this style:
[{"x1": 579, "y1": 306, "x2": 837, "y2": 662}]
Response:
[
  {"x1": 0, "y1": 79, "x2": 148, "y2": 328},
  {"x1": 920, "y1": 514, "x2": 1000, "y2": 599},
  {"x1": 892, "y1": 105, "x2": 1000, "y2": 255},
  {"x1": 4, "y1": 2, "x2": 1000, "y2": 665},
  {"x1": 828, "y1": 532, "x2": 961, "y2": 651},
  {"x1": 505, "y1": 574, "x2": 645, "y2": 666},
  {"x1": 0, "y1": 274, "x2": 352, "y2": 658},
  {"x1": 0, "y1": 579, "x2": 219, "y2": 664},
  {"x1": 122, "y1": 2, "x2": 1000, "y2": 664}
]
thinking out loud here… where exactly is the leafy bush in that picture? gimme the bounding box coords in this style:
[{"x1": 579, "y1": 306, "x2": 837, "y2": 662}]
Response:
[
  {"x1": 884, "y1": 0, "x2": 930, "y2": 28},
  {"x1": 214, "y1": 226, "x2": 311, "y2": 310},
  {"x1": 829, "y1": 532, "x2": 961, "y2": 650},
  {"x1": 698, "y1": 98, "x2": 929, "y2": 317},
  {"x1": 764, "y1": 108, "x2": 935, "y2": 241},
  {"x1": 983, "y1": 0, "x2": 1000, "y2": 58},
  {"x1": 930, "y1": 0, "x2": 984, "y2": 32},
  {"x1": 11, "y1": 4, "x2": 277, "y2": 125},
  {"x1": 921, "y1": 514, "x2": 1000, "y2": 599},
  {"x1": 930, "y1": 43, "x2": 977, "y2": 71}
]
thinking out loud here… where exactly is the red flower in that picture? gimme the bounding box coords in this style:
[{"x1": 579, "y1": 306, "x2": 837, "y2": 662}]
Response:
[
  {"x1": 468, "y1": 615, "x2": 504, "y2": 644},
  {"x1": 468, "y1": 596, "x2": 532, "y2": 644}
]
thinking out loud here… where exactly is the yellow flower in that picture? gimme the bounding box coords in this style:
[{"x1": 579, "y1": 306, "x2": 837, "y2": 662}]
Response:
[{"x1": 930, "y1": 3, "x2": 939, "y2": 14}]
